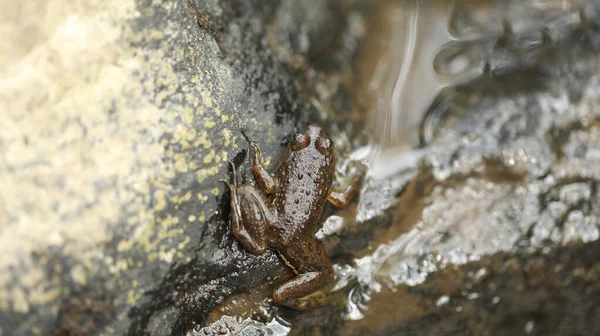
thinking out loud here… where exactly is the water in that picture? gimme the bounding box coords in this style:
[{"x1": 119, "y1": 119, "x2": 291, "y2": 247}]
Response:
[
  {"x1": 364, "y1": 0, "x2": 597, "y2": 179},
  {"x1": 350, "y1": 0, "x2": 599, "y2": 222},
  {"x1": 334, "y1": 0, "x2": 600, "y2": 329}
]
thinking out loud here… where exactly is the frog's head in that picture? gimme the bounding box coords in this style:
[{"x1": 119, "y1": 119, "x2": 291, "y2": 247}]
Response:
[{"x1": 288, "y1": 124, "x2": 334, "y2": 158}]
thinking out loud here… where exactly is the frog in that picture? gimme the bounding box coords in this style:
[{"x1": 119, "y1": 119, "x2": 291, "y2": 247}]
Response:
[{"x1": 222, "y1": 124, "x2": 365, "y2": 310}]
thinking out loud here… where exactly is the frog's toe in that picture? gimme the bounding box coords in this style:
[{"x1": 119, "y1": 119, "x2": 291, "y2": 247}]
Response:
[{"x1": 224, "y1": 160, "x2": 239, "y2": 185}]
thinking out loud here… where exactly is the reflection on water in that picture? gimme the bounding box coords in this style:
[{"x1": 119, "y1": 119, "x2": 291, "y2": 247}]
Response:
[
  {"x1": 367, "y1": 0, "x2": 479, "y2": 148},
  {"x1": 353, "y1": 0, "x2": 598, "y2": 224},
  {"x1": 191, "y1": 316, "x2": 291, "y2": 336},
  {"x1": 364, "y1": 0, "x2": 596, "y2": 179},
  {"x1": 363, "y1": 0, "x2": 473, "y2": 178}
]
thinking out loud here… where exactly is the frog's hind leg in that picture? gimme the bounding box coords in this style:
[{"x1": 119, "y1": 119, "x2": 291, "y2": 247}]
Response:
[
  {"x1": 273, "y1": 270, "x2": 334, "y2": 310},
  {"x1": 223, "y1": 161, "x2": 271, "y2": 255},
  {"x1": 273, "y1": 241, "x2": 335, "y2": 310}
]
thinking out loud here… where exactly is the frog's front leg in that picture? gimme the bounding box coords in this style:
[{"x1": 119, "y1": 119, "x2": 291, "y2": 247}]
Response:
[
  {"x1": 250, "y1": 142, "x2": 277, "y2": 193},
  {"x1": 327, "y1": 161, "x2": 366, "y2": 208},
  {"x1": 224, "y1": 161, "x2": 277, "y2": 255}
]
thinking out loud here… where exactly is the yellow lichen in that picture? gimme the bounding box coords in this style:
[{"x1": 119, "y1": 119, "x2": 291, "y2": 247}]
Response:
[
  {"x1": 203, "y1": 149, "x2": 216, "y2": 164},
  {"x1": 185, "y1": 128, "x2": 197, "y2": 141},
  {"x1": 178, "y1": 236, "x2": 191, "y2": 250},
  {"x1": 0, "y1": 0, "x2": 252, "y2": 316},
  {"x1": 194, "y1": 130, "x2": 212, "y2": 148},
  {"x1": 179, "y1": 191, "x2": 192, "y2": 203},
  {"x1": 174, "y1": 155, "x2": 188, "y2": 173},
  {"x1": 159, "y1": 249, "x2": 176, "y2": 263},
  {"x1": 202, "y1": 91, "x2": 213, "y2": 107},
  {"x1": 197, "y1": 193, "x2": 208, "y2": 202},
  {"x1": 195, "y1": 165, "x2": 219, "y2": 183},
  {"x1": 203, "y1": 119, "x2": 216, "y2": 129},
  {"x1": 127, "y1": 289, "x2": 141, "y2": 305},
  {"x1": 160, "y1": 165, "x2": 176, "y2": 179},
  {"x1": 222, "y1": 128, "x2": 233, "y2": 147},
  {"x1": 159, "y1": 215, "x2": 179, "y2": 234},
  {"x1": 153, "y1": 190, "x2": 167, "y2": 212},
  {"x1": 181, "y1": 107, "x2": 194, "y2": 124}
]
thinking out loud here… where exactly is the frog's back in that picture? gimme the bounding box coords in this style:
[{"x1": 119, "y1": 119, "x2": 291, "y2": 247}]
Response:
[{"x1": 272, "y1": 147, "x2": 334, "y2": 241}]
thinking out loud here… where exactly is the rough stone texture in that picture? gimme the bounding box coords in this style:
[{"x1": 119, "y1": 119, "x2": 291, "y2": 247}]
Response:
[
  {"x1": 1, "y1": 0, "x2": 600, "y2": 336},
  {"x1": 1, "y1": 0, "x2": 367, "y2": 335}
]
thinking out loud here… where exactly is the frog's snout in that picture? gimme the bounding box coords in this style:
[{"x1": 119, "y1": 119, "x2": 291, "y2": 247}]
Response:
[{"x1": 306, "y1": 124, "x2": 325, "y2": 139}]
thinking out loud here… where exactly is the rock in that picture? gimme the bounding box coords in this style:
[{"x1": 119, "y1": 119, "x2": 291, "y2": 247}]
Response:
[{"x1": 0, "y1": 0, "x2": 367, "y2": 334}]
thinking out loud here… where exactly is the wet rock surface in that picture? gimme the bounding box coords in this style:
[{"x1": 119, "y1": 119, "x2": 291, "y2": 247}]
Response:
[{"x1": 1, "y1": 0, "x2": 599, "y2": 336}]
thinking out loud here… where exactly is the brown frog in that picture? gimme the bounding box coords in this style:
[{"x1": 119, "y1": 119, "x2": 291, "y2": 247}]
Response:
[{"x1": 223, "y1": 125, "x2": 364, "y2": 310}]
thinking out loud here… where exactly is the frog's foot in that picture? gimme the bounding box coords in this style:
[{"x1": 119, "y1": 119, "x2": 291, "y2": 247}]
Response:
[
  {"x1": 221, "y1": 160, "x2": 238, "y2": 188},
  {"x1": 273, "y1": 270, "x2": 334, "y2": 310},
  {"x1": 249, "y1": 142, "x2": 277, "y2": 193},
  {"x1": 327, "y1": 161, "x2": 367, "y2": 208},
  {"x1": 250, "y1": 142, "x2": 262, "y2": 162}
]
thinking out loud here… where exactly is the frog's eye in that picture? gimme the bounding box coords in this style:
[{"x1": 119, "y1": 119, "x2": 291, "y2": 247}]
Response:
[
  {"x1": 315, "y1": 137, "x2": 333, "y2": 155},
  {"x1": 290, "y1": 132, "x2": 310, "y2": 151}
]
